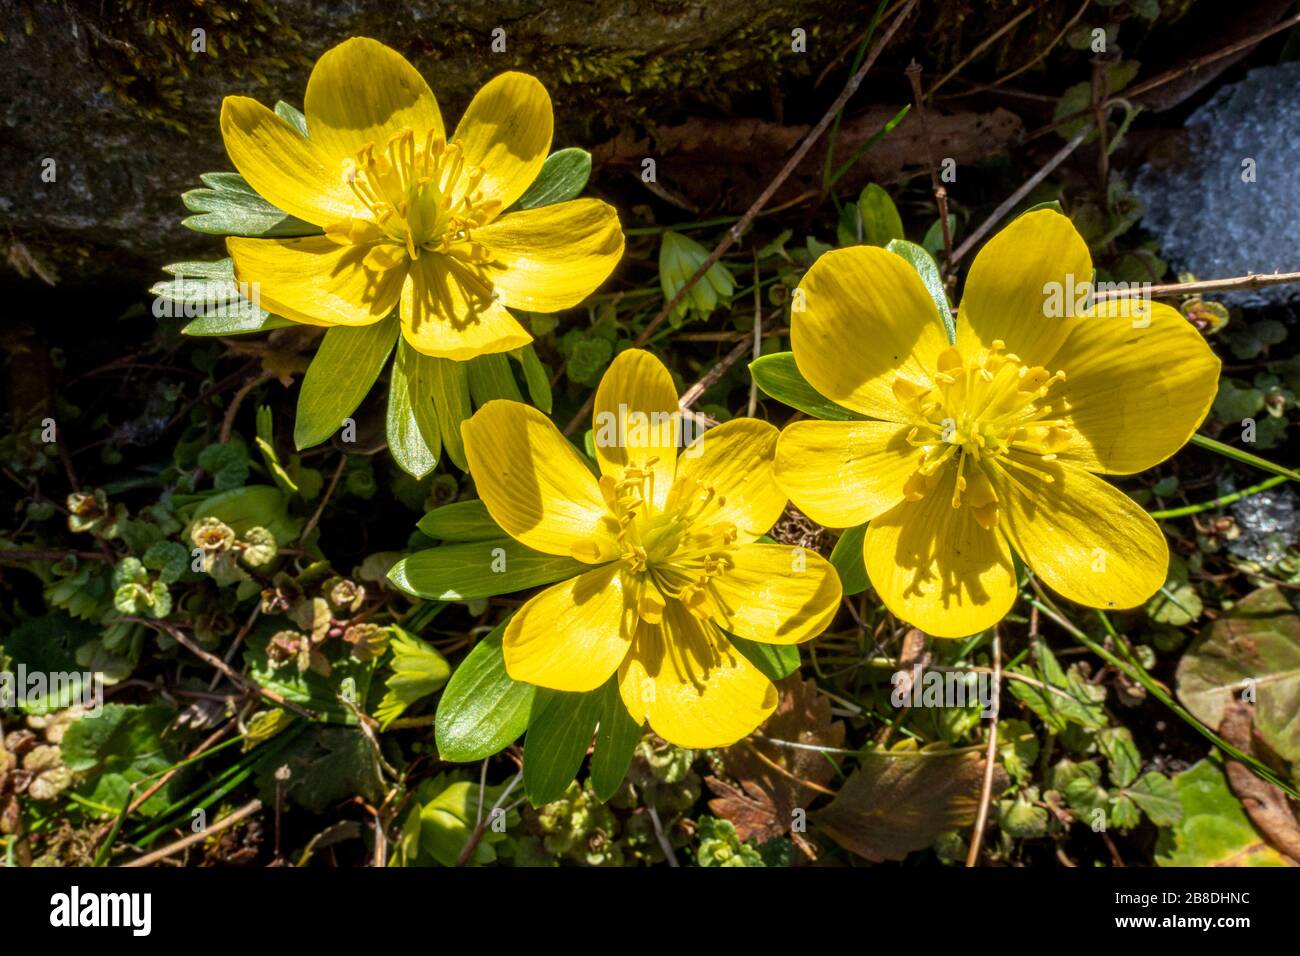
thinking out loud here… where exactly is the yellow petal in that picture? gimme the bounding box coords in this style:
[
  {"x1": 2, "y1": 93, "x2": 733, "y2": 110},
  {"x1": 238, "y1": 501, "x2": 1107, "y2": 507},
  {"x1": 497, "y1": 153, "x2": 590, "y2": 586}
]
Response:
[
  {"x1": 790, "y1": 246, "x2": 950, "y2": 420},
  {"x1": 399, "y1": 254, "x2": 532, "y2": 360},
  {"x1": 462, "y1": 399, "x2": 615, "y2": 557},
  {"x1": 303, "y1": 37, "x2": 444, "y2": 164},
  {"x1": 864, "y1": 467, "x2": 1017, "y2": 638},
  {"x1": 474, "y1": 199, "x2": 624, "y2": 311},
  {"x1": 617, "y1": 604, "x2": 776, "y2": 748},
  {"x1": 956, "y1": 209, "x2": 1092, "y2": 367},
  {"x1": 452, "y1": 72, "x2": 553, "y2": 211},
  {"x1": 227, "y1": 235, "x2": 404, "y2": 327},
  {"x1": 990, "y1": 457, "x2": 1168, "y2": 610},
  {"x1": 503, "y1": 563, "x2": 632, "y2": 692},
  {"x1": 673, "y1": 418, "x2": 786, "y2": 542},
  {"x1": 592, "y1": 348, "x2": 678, "y2": 510},
  {"x1": 1055, "y1": 300, "x2": 1220, "y2": 474},
  {"x1": 220, "y1": 96, "x2": 362, "y2": 227},
  {"x1": 775, "y1": 419, "x2": 918, "y2": 528},
  {"x1": 704, "y1": 543, "x2": 841, "y2": 645}
]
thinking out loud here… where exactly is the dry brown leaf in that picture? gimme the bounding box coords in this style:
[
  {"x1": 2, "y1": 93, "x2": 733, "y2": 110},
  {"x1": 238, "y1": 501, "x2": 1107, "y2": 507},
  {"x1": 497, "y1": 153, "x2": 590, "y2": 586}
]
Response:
[
  {"x1": 1220, "y1": 699, "x2": 1300, "y2": 863},
  {"x1": 813, "y1": 744, "x2": 1008, "y2": 863},
  {"x1": 706, "y1": 675, "x2": 845, "y2": 855}
]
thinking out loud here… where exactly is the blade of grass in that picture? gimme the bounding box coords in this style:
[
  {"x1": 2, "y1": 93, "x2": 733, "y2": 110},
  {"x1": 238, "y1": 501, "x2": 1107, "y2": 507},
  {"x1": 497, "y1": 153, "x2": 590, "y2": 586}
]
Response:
[
  {"x1": 1150, "y1": 475, "x2": 1288, "y2": 519},
  {"x1": 1190, "y1": 434, "x2": 1300, "y2": 482},
  {"x1": 1026, "y1": 586, "x2": 1300, "y2": 800}
]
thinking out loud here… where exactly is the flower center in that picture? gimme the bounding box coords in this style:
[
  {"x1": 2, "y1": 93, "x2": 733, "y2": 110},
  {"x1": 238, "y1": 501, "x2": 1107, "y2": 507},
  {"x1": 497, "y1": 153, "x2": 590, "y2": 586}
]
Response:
[
  {"x1": 570, "y1": 462, "x2": 739, "y2": 624},
  {"x1": 335, "y1": 126, "x2": 501, "y2": 261},
  {"x1": 893, "y1": 341, "x2": 1073, "y2": 528}
]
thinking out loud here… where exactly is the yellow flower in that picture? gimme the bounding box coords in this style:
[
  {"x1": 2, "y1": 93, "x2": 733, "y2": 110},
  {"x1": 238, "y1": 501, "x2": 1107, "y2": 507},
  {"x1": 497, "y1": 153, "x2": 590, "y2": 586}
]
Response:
[
  {"x1": 219, "y1": 37, "x2": 623, "y2": 361},
  {"x1": 462, "y1": 349, "x2": 842, "y2": 748},
  {"x1": 775, "y1": 210, "x2": 1220, "y2": 638}
]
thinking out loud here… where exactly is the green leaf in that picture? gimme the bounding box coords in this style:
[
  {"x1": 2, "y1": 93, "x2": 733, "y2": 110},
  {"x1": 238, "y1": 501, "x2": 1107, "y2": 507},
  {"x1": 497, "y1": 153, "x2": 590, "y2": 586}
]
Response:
[
  {"x1": 296, "y1": 319, "x2": 399, "y2": 450},
  {"x1": 523, "y1": 687, "x2": 603, "y2": 806},
  {"x1": 885, "y1": 239, "x2": 955, "y2": 343},
  {"x1": 511, "y1": 148, "x2": 592, "y2": 211},
  {"x1": 1156, "y1": 759, "x2": 1288, "y2": 866},
  {"x1": 151, "y1": 258, "x2": 294, "y2": 336},
  {"x1": 1176, "y1": 586, "x2": 1300, "y2": 763},
  {"x1": 375, "y1": 626, "x2": 451, "y2": 729},
  {"x1": 513, "y1": 345, "x2": 553, "y2": 414},
  {"x1": 186, "y1": 485, "x2": 300, "y2": 545},
  {"x1": 256, "y1": 725, "x2": 383, "y2": 813},
  {"x1": 829, "y1": 524, "x2": 870, "y2": 596},
  {"x1": 435, "y1": 621, "x2": 535, "y2": 762},
  {"x1": 388, "y1": 538, "x2": 585, "y2": 601},
  {"x1": 60, "y1": 704, "x2": 181, "y2": 817},
  {"x1": 181, "y1": 171, "x2": 319, "y2": 237},
  {"x1": 466, "y1": 352, "x2": 523, "y2": 404},
  {"x1": 920, "y1": 216, "x2": 956, "y2": 260},
  {"x1": 274, "y1": 100, "x2": 309, "y2": 138},
  {"x1": 730, "y1": 633, "x2": 801, "y2": 681},
  {"x1": 243, "y1": 626, "x2": 375, "y2": 724},
  {"x1": 749, "y1": 352, "x2": 866, "y2": 421},
  {"x1": 1097, "y1": 726, "x2": 1141, "y2": 788},
  {"x1": 416, "y1": 499, "x2": 503, "y2": 541},
  {"x1": 425, "y1": 354, "x2": 472, "y2": 471},
  {"x1": 589, "y1": 677, "x2": 642, "y2": 802},
  {"x1": 387, "y1": 340, "x2": 442, "y2": 479},
  {"x1": 2, "y1": 613, "x2": 98, "y2": 713},
  {"x1": 660, "y1": 230, "x2": 735, "y2": 322},
  {"x1": 1007, "y1": 643, "x2": 1107, "y2": 734},
  {"x1": 1125, "y1": 771, "x2": 1183, "y2": 827},
  {"x1": 858, "y1": 184, "x2": 905, "y2": 246}
]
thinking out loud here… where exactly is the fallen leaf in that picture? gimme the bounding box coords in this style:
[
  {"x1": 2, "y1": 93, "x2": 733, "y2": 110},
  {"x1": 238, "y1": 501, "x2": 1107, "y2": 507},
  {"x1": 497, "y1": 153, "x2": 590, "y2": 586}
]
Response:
[
  {"x1": 1177, "y1": 586, "x2": 1300, "y2": 762},
  {"x1": 1155, "y1": 759, "x2": 1291, "y2": 867},
  {"x1": 813, "y1": 743, "x2": 1007, "y2": 863},
  {"x1": 1219, "y1": 699, "x2": 1300, "y2": 863},
  {"x1": 706, "y1": 675, "x2": 844, "y2": 856}
]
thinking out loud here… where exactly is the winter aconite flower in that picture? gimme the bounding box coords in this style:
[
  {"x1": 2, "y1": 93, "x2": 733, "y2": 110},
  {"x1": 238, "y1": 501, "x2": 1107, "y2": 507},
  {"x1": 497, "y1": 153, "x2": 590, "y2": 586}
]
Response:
[
  {"x1": 462, "y1": 349, "x2": 842, "y2": 748},
  {"x1": 775, "y1": 210, "x2": 1220, "y2": 638},
  {"x1": 219, "y1": 37, "x2": 623, "y2": 359}
]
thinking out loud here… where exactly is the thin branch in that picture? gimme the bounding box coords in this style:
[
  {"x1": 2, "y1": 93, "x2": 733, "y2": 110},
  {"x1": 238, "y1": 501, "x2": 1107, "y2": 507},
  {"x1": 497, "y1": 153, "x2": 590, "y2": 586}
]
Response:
[
  {"x1": 965, "y1": 627, "x2": 1001, "y2": 867},
  {"x1": 906, "y1": 61, "x2": 952, "y2": 272},
  {"x1": 1093, "y1": 270, "x2": 1300, "y2": 300},
  {"x1": 123, "y1": 618, "x2": 316, "y2": 719},
  {"x1": 121, "y1": 798, "x2": 263, "y2": 867},
  {"x1": 949, "y1": 122, "x2": 1093, "y2": 267},
  {"x1": 563, "y1": 0, "x2": 920, "y2": 435},
  {"x1": 679, "y1": 337, "x2": 755, "y2": 410},
  {"x1": 299, "y1": 454, "x2": 348, "y2": 546}
]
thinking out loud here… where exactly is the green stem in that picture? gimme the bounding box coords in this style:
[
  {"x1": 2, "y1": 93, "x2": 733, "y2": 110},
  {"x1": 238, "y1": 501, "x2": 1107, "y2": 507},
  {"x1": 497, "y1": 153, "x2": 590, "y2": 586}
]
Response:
[
  {"x1": 1149, "y1": 474, "x2": 1288, "y2": 519},
  {"x1": 1190, "y1": 434, "x2": 1300, "y2": 482},
  {"x1": 1029, "y1": 594, "x2": 1300, "y2": 800}
]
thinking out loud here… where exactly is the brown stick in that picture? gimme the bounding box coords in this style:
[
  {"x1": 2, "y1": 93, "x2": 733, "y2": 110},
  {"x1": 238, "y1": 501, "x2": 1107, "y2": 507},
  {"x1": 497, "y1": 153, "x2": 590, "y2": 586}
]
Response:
[
  {"x1": 965, "y1": 627, "x2": 1002, "y2": 867},
  {"x1": 1093, "y1": 270, "x2": 1300, "y2": 301},
  {"x1": 679, "y1": 337, "x2": 755, "y2": 411},
  {"x1": 906, "y1": 61, "x2": 952, "y2": 272},
  {"x1": 949, "y1": 122, "x2": 1093, "y2": 267},
  {"x1": 563, "y1": 0, "x2": 920, "y2": 435},
  {"x1": 121, "y1": 798, "x2": 263, "y2": 867},
  {"x1": 123, "y1": 618, "x2": 316, "y2": 719}
]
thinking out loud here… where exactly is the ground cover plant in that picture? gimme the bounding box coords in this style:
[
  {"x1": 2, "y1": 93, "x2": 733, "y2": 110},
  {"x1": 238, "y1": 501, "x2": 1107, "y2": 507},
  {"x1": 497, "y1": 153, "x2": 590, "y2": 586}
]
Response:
[{"x1": 4, "y1": 0, "x2": 1300, "y2": 872}]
